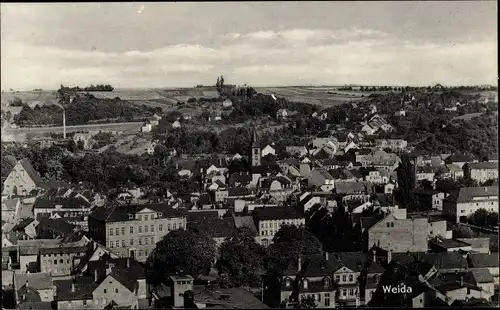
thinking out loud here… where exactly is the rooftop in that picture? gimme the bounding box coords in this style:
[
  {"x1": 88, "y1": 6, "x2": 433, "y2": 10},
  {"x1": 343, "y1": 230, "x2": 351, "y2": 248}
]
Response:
[{"x1": 253, "y1": 207, "x2": 304, "y2": 221}]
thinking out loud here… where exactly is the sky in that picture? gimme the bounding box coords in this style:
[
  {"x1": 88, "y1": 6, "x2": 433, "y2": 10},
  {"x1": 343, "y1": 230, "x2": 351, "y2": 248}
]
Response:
[{"x1": 1, "y1": 2, "x2": 497, "y2": 90}]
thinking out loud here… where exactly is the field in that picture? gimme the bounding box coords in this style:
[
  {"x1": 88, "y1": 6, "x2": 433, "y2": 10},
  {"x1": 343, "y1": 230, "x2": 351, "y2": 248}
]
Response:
[
  {"x1": 255, "y1": 86, "x2": 370, "y2": 106},
  {"x1": 2, "y1": 122, "x2": 143, "y2": 136},
  {"x1": 1, "y1": 90, "x2": 58, "y2": 108}
]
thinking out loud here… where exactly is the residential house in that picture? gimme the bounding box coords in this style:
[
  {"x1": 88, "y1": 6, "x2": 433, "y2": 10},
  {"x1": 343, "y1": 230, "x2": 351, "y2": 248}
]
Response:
[
  {"x1": 416, "y1": 166, "x2": 438, "y2": 182},
  {"x1": 366, "y1": 213, "x2": 428, "y2": 253},
  {"x1": 285, "y1": 146, "x2": 308, "y2": 157},
  {"x1": 413, "y1": 190, "x2": 447, "y2": 211},
  {"x1": 222, "y1": 98, "x2": 233, "y2": 108},
  {"x1": 228, "y1": 172, "x2": 252, "y2": 188},
  {"x1": 261, "y1": 144, "x2": 276, "y2": 157},
  {"x1": 73, "y1": 133, "x2": 94, "y2": 150},
  {"x1": 375, "y1": 139, "x2": 408, "y2": 151},
  {"x1": 260, "y1": 175, "x2": 295, "y2": 202},
  {"x1": 277, "y1": 108, "x2": 288, "y2": 120},
  {"x1": 445, "y1": 153, "x2": 477, "y2": 169},
  {"x1": 2, "y1": 158, "x2": 45, "y2": 196},
  {"x1": 445, "y1": 164, "x2": 464, "y2": 180},
  {"x1": 361, "y1": 123, "x2": 377, "y2": 136},
  {"x1": 40, "y1": 245, "x2": 89, "y2": 276},
  {"x1": 88, "y1": 203, "x2": 187, "y2": 262},
  {"x1": 141, "y1": 122, "x2": 152, "y2": 133},
  {"x1": 299, "y1": 192, "x2": 336, "y2": 214},
  {"x1": 429, "y1": 238, "x2": 472, "y2": 253},
  {"x1": 335, "y1": 182, "x2": 369, "y2": 201},
  {"x1": 2, "y1": 198, "x2": 21, "y2": 224},
  {"x1": 468, "y1": 253, "x2": 499, "y2": 285},
  {"x1": 442, "y1": 186, "x2": 498, "y2": 223},
  {"x1": 463, "y1": 162, "x2": 499, "y2": 183},
  {"x1": 456, "y1": 238, "x2": 490, "y2": 254},
  {"x1": 253, "y1": 207, "x2": 305, "y2": 246},
  {"x1": 307, "y1": 168, "x2": 335, "y2": 192},
  {"x1": 310, "y1": 138, "x2": 338, "y2": 152},
  {"x1": 279, "y1": 254, "x2": 336, "y2": 308},
  {"x1": 171, "y1": 120, "x2": 181, "y2": 128},
  {"x1": 33, "y1": 196, "x2": 93, "y2": 223},
  {"x1": 14, "y1": 273, "x2": 55, "y2": 305}
]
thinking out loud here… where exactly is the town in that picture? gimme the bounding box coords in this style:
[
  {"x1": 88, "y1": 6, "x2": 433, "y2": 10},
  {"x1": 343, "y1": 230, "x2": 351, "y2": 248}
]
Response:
[{"x1": 1, "y1": 78, "x2": 498, "y2": 309}]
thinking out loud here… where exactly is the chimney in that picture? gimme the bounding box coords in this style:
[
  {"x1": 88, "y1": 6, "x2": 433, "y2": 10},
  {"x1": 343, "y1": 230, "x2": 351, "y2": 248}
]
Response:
[
  {"x1": 71, "y1": 283, "x2": 75, "y2": 292},
  {"x1": 63, "y1": 109, "x2": 66, "y2": 139},
  {"x1": 298, "y1": 256, "x2": 302, "y2": 272},
  {"x1": 94, "y1": 269, "x2": 98, "y2": 282}
]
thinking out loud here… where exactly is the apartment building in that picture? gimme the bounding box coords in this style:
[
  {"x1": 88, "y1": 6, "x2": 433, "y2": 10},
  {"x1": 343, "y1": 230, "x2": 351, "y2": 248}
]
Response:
[
  {"x1": 88, "y1": 203, "x2": 187, "y2": 262},
  {"x1": 442, "y1": 186, "x2": 499, "y2": 223},
  {"x1": 463, "y1": 162, "x2": 499, "y2": 184},
  {"x1": 40, "y1": 245, "x2": 89, "y2": 276},
  {"x1": 253, "y1": 207, "x2": 305, "y2": 247}
]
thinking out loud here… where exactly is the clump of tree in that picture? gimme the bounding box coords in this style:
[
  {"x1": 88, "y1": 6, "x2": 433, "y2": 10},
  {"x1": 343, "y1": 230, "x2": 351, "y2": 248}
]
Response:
[
  {"x1": 216, "y1": 227, "x2": 266, "y2": 287},
  {"x1": 59, "y1": 84, "x2": 114, "y2": 92},
  {"x1": 468, "y1": 208, "x2": 499, "y2": 228},
  {"x1": 146, "y1": 229, "x2": 216, "y2": 286},
  {"x1": 8, "y1": 97, "x2": 24, "y2": 106}
]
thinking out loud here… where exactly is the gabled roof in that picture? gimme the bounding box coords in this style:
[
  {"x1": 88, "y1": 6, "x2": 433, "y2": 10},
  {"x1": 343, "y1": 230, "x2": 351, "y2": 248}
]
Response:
[
  {"x1": 54, "y1": 277, "x2": 97, "y2": 301},
  {"x1": 253, "y1": 207, "x2": 304, "y2": 221},
  {"x1": 188, "y1": 217, "x2": 236, "y2": 239},
  {"x1": 466, "y1": 162, "x2": 498, "y2": 170},
  {"x1": 17, "y1": 159, "x2": 44, "y2": 187},
  {"x1": 335, "y1": 181, "x2": 367, "y2": 195},
  {"x1": 14, "y1": 273, "x2": 53, "y2": 291},
  {"x1": 444, "y1": 186, "x2": 498, "y2": 203},
  {"x1": 422, "y1": 252, "x2": 468, "y2": 270},
  {"x1": 469, "y1": 253, "x2": 499, "y2": 268},
  {"x1": 470, "y1": 268, "x2": 494, "y2": 283},
  {"x1": 87, "y1": 256, "x2": 145, "y2": 291}
]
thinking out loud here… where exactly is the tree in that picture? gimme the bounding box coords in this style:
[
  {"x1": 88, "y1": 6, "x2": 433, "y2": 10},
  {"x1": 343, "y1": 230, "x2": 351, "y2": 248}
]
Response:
[
  {"x1": 487, "y1": 212, "x2": 499, "y2": 228},
  {"x1": 216, "y1": 77, "x2": 220, "y2": 88},
  {"x1": 452, "y1": 224, "x2": 475, "y2": 238},
  {"x1": 216, "y1": 227, "x2": 266, "y2": 287},
  {"x1": 220, "y1": 75, "x2": 225, "y2": 87},
  {"x1": 396, "y1": 155, "x2": 416, "y2": 209},
  {"x1": 44, "y1": 159, "x2": 65, "y2": 181},
  {"x1": 294, "y1": 295, "x2": 317, "y2": 308},
  {"x1": 469, "y1": 208, "x2": 490, "y2": 227},
  {"x1": 266, "y1": 225, "x2": 322, "y2": 275},
  {"x1": 146, "y1": 229, "x2": 216, "y2": 286}
]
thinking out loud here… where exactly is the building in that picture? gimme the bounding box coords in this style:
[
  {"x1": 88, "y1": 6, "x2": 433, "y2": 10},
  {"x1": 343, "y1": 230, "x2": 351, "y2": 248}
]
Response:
[
  {"x1": 40, "y1": 245, "x2": 89, "y2": 276},
  {"x1": 141, "y1": 122, "x2": 152, "y2": 133},
  {"x1": 2, "y1": 159, "x2": 45, "y2": 196},
  {"x1": 366, "y1": 213, "x2": 428, "y2": 253},
  {"x1": 375, "y1": 139, "x2": 408, "y2": 151},
  {"x1": 88, "y1": 203, "x2": 187, "y2": 262},
  {"x1": 413, "y1": 190, "x2": 447, "y2": 211},
  {"x1": 463, "y1": 162, "x2": 499, "y2": 183},
  {"x1": 14, "y1": 272, "x2": 55, "y2": 304},
  {"x1": 442, "y1": 186, "x2": 498, "y2": 223},
  {"x1": 2, "y1": 198, "x2": 21, "y2": 224},
  {"x1": 279, "y1": 254, "x2": 336, "y2": 308},
  {"x1": 249, "y1": 128, "x2": 261, "y2": 167},
  {"x1": 33, "y1": 196, "x2": 93, "y2": 223},
  {"x1": 307, "y1": 168, "x2": 335, "y2": 192},
  {"x1": 261, "y1": 144, "x2": 276, "y2": 157},
  {"x1": 468, "y1": 253, "x2": 499, "y2": 285},
  {"x1": 253, "y1": 207, "x2": 305, "y2": 246}
]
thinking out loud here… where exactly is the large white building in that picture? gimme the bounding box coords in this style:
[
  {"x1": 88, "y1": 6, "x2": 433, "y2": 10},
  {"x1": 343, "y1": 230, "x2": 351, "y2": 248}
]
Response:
[
  {"x1": 463, "y1": 162, "x2": 499, "y2": 184},
  {"x1": 252, "y1": 207, "x2": 305, "y2": 247},
  {"x1": 442, "y1": 186, "x2": 499, "y2": 223}
]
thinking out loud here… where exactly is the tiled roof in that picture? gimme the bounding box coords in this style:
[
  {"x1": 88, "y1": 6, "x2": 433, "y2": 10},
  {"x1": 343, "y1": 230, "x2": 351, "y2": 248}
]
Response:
[
  {"x1": 14, "y1": 273, "x2": 53, "y2": 291},
  {"x1": 466, "y1": 162, "x2": 498, "y2": 170},
  {"x1": 469, "y1": 253, "x2": 499, "y2": 268},
  {"x1": 446, "y1": 153, "x2": 476, "y2": 163},
  {"x1": 188, "y1": 217, "x2": 236, "y2": 239},
  {"x1": 187, "y1": 211, "x2": 219, "y2": 223},
  {"x1": 2, "y1": 198, "x2": 19, "y2": 211},
  {"x1": 33, "y1": 196, "x2": 91, "y2": 209},
  {"x1": 40, "y1": 245, "x2": 89, "y2": 255},
  {"x1": 429, "y1": 238, "x2": 471, "y2": 249},
  {"x1": 444, "y1": 186, "x2": 498, "y2": 203},
  {"x1": 54, "y1": 277, "x2": 97, "y2": 301},
  {"x1": 18, "y1": 159, "x2": 44, "y2": 187},
  {"x1": 253, "y1": 207, "x2": 304, "y2": 221},
  {"x1": 14, "y1": 218, "x2": 36, "y2": 230},
  {"x1": 470, "y1": 268, "x2": 494, "y2": 283},
  {"x1": 422, "y1": 252, "x2": 468, "y2": 270},
  {"x1": 335, "y1": 182, "x2": 367, "y2": 195},
  {"x1": 456, "y1": 238, "x2": 489, "y2": 250},
  {"x1": 17, "y1": 301, "x2": 53, "y2": 310},
  {"x1": 87, "y1": 256, "x2": 145, "y2": 291},
  {"x1": 89, "y1": 202, "x2": 186, "y2": 223}
]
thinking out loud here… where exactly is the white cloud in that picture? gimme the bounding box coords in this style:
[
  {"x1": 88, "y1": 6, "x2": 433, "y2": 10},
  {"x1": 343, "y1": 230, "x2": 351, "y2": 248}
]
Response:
[{"x1": 1, "y1": 28, "x2": 497, "y2": 90}]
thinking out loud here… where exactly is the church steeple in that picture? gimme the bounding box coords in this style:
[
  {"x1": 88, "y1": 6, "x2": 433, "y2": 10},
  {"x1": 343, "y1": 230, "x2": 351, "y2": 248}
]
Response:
[{"x1": 249, "y1": 127, "x2": 261, "y2": 167}]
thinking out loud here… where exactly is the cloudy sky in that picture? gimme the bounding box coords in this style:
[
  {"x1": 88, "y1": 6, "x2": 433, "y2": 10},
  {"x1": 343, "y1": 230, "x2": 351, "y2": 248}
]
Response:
[{"x1": 1, "y1": 2, "x2": 497, "y2": 90}]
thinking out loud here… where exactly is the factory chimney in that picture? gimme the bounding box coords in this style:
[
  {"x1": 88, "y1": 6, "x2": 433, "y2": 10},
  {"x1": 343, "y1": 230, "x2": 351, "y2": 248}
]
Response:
[{"x1": 63, "y1": 109, "x2": 67, "y2": 139}]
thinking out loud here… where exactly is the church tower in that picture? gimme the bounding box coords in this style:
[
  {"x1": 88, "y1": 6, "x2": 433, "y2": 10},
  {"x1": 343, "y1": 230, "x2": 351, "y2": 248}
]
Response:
[{"x1": 250, "y1": 127, "x2": 261, "y2": 167}]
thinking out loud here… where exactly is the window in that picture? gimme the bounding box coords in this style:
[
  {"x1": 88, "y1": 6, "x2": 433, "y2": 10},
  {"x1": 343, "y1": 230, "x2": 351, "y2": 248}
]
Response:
[
  {"x1": 122, "y1": 240, "x2": 125, "y2": 247},
  {"x1": 391, "y1": 223, "x2": 394, "y2": 227},
  {"x1": 349, "y1": 289, "x2": 354, "y2": 296},
  {"x1": 138, "y1": 215, "x2": 142, "y2": 221},
  {"x1": 139, "y1": 226, "x2": 142, "y2": 233},
  {"x1": 139, "y1": 238, "x2": 142, "y2": 245},
  {"x1": 115, "y1": 241, "x2": 119, "y2": 247},
  {"x1": 145, "y1": 215, "x2": 149, "y2": 221},
  {"x1": 325, "y1": 294, "x2": 330, "y2": 307},
  {"x1": 67, "y1": 260, "x2": 70, "y2": 263},
  {"x1": 342, "y1": 289, "x2": 346, "y2": 297},
  {"x1": 173, "y1": 223, "x2": 177, "y2": 230},
  {"x1": 387, "y1": 223, "x2": 390, "y2": 227},
  {"x1": 430, "y1": 230, "x2": 433, "y2": 235},
  {"x1": 349, "y1": 274, "x2": 354, "y2": 282},
  {"x1": 115, "y1": 228, "x2": 119, "y2": 235},
  {"x1": 110, "y1": 241, "x2": 114, "y2": 248},
  {"x1": 158, "y1": 212, "x2": 162, "y2": 217},
  {"x1": 168, "y1": 224, "x2": 171, "y2": 230},
  {"x1": 104, "y1": 289, "x2": 107, "y2": 294},
  {"x1": 83, "y1": 300, "x2": 87, "y2": 306},
  {"x1": 342, "y1": 275, "x2": 347, "y2": 282},
  {"x1": 254, "y1": 149, "x2": 259, "y2": 155},
  {"x1": 324, "y1": 278, "x2": 330, "y2": 288},
  {"x1": 54, "y1": 260, "x2": 57, "y2": 264},
  {"x1": 151, "y1": 237, "x2": 155, "y2": 244},
  {"x1": 139, "y1": 250, "x2": 143, "y2": 257},
  {"x1": 159, "y1": 224, "x2": 163, "y2": 231},
  {"x1": 110, "y1": 228, "x2": 114, "y2": 236},
  {"x1": 130, "y1": 226, "x2": 134, "y2": 234},
  {"x1": 130, "y1": 239, "x2": 134, "y2": 245},
  {"x1": 121, "y1": 227, "x2": 125, "y2": 235},
  {"x1": 335, "y1": 275, "x2": 340, "y2": 282},
  {"x1": 145, "y1": 225, "x2": 149, "y2": 233},
  {"x1": 145, "y1": 238, "x2": 149, "y2": 245},
  {"x1": 285, "y1": 278, "x2": 291, "y2": 287},
  {"x1": 303, "y1": 279, "x2": 308, "y2": 289},
  {"x1": 60, "y1": 259, "x2": 63, "y2": 263},
  {"x1": 151, "y1": 225, "x2": 154, "y2": 232},
  {"x1": 115, "y1": 289, "x2": 118, "y2": 293}
]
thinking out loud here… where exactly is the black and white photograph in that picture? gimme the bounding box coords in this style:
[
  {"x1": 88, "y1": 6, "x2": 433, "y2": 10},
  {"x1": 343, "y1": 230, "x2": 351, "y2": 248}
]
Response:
[{"x1": 1, "y1": 1, "x2": 498, "y2": 309}]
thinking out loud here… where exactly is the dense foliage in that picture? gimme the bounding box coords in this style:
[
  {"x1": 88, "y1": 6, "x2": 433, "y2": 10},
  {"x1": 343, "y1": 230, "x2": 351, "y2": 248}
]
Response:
[
  {"x1": 146, "y1": 229, "x2": 216, "y2": 285},
  {"x1": 59, "y1": 84, "x2": 114, "y2": 91}
]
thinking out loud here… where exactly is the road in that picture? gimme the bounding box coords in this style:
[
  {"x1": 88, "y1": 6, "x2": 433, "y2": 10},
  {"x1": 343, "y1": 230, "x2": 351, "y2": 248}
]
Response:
[{"x1": 2, "y1": 122, "x2": 143, "y2": 135}]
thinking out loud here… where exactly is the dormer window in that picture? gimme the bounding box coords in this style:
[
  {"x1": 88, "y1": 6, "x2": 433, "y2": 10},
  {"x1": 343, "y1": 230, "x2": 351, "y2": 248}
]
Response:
[
  {"x1": 324, "y1": 277, "x2": 330, "y2": 288},
  {"x1": 129, "y1": 214, "x2": 133, "y2": 220},
  {"x1": 303, "y1": 279, "x2": 308, "y2": 289}
]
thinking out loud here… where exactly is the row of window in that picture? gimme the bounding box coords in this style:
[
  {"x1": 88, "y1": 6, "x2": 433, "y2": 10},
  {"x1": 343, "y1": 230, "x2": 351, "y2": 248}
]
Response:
[
  {"x1": 260, "y1": 220, "x2": 301, "y2": 229},
  {"x1": 42, "y1": 259, "x2": 70, "y2": 265},
  {"x1": 109, "y1": 223, "x2": 183, "y2": 236},
  {"x1": 335, "y1": 274, "x2": 355, "y2": 283},
  {"x1": 386, "y1": 222, "x2": 395, "y2": 228},
  {"x1": 42, "y1": 252, "x2": 83, "y2": 258},
  {"x1": 109, "y1": 236, "x2": 155, "y2": 248},
  {"x1": 340, "y1": 288, "x2": 358, "y2": 297}
]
